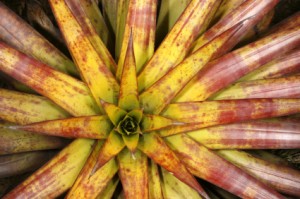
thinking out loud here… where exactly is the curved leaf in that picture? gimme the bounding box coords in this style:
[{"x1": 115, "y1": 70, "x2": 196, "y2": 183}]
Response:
[{"x1": 166, "y1": 134, "x2": 284, "y2": 199}]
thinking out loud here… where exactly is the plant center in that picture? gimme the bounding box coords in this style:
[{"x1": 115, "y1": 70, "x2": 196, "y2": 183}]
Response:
[{"x1": 119, "y1": 116, "x2": 138, "y2": 135}]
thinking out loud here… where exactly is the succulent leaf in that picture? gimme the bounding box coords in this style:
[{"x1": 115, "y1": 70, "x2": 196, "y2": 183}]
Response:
[
  {"x1": 118, "y1": 32, "x2": 139, "y2": 111},
  {"x1": 138, "y1": 132, "x2": 209, "y2": 198},
  {"x1": 13, "y1": 116, "x2": 113, "y2": 139},
  {"x1": 188, "y1": 119, "x2": 300, "y2": 149},
  {"x1": 4, "y1": 138, "x2": 95, "y2": 198},
  {"x1": 218, "y1": 150, "x2": 300, "y2": 197},
  {"x1": 94, "y1": 131, "x2": 125, "y2": 170},
  {"x1": 140, "y1": 21, "x2": 244, "y2": 114},
  {"x1": 211, "y1": 76, "x2": 300, "y2": 100},
  {"x1": 0, "y1": 122, "x2": 68, "y2": 155},
  {"x1": 166, "y1": 134, "x2": 285, "y2": 199},
  {"x1": 0, "y1": 2, "x2": 77, "y2": 76},
  {"x1": 49, "y1": 0, "x2": 119, "y2": 106},
  {"x1": 148, "y1": 160, "x2": 163, "y2": 199},
  {"x1": 137, "y1": 0, "x2": 222, "y2": 92},
  {"x1": 177, "y1": 20, "x2": 300, "y2": 102},
  {"x1": 116, "y1": 0, "x2": 157, "y2": 79},
  {"x1": 0, "y1": 0, "x2": 299, "y2": 198},
  {"x1": 118, "y1": 149, "x2": 148, "y2": 199},
  {"x1": 66, "y1": 141, "x2": 119, "y2": 199},
  {"x1": 0, "y1": 89, "x2": 69, "y2": 124},
  {"x1": 0, "y1": 43, "x2": 99, "y2": 116}
]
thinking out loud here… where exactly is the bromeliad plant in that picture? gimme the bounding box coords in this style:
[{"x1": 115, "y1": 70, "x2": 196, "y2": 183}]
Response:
[{"x1": 0, "y1": 0, "x2": 300, "y2": 198}]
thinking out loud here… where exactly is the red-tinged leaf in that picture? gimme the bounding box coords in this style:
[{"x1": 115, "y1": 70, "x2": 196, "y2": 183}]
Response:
[
  {"x1": 117, "y1": 149, "x2": 148, "y2": 199},
  {"x1": 191, "y1": 0, "x2": 279, "y2": 52},
  {"x1": 0, "y1": 151, "x2": 55, "y2": 178},
  {"x1": 0, "y1": 122, "x2": 68, "y2": 155},
  {"x1": 66, "y1": 141, "x2": 119, "y2": 199},
  {"x1": 239, "y1": 48, "x2": 300, "y2": 81},
  {"x1": 0, "y1": 89, "x2": 69, "y2": 125},
  {"x1": 116, "y1": 0, "x2": 157, "y2": 79},
  {"x1": 0, "y1": 2, "x2": 77, "y2": 76},
  {"x1": 49, "y1": 0, "x2": 119, "y2": 106},
  {"x1": 140, "y1": 21, "x2": 243, "y2": 114},
  {"x1": 176, "y1": 25, "x2": 300, "y2": 102},
  {"x1": 118, "y1": 33, "x2": 139, "y2": 111},
  {"x1": 148, "y1": 160, "x2": 163, "y2": 199},
  {"x1": 211, "y1": 76, "x2": 300, "y2": 100},
  {"x1": 0, "y1": 42, "x2": 99, "y2": 116},
  {"x1": 158, "y1": 99, "x2": 299, "y2": 137},
  {"x1": 218, "y1": 150, "x2": 300, "y2": 197},
  {"x1": 140, "y1": 114, "x2": 178, "y2": 132},
  {"x1": 64, "y1": 0, "x2": 116, "y2": 73},
  {"x1": 14, "y1": 116, "x2": 113, "y2": 139},
  {"x1": 166, "y1": 134, "x2": 284, "y2": 199},
  {"x1": 163, "y1": 99, "x2": 300, "y2": 124},
  {"x1": 4, "y1": 138, "x2": 94, "y2": 198},
  {"x1": 266, "y1": 11, "x2": 300, "y2": 35},
  {"x1": 188, "y1": 119, "x2": 300, "y2": 149},
  {"x1": 101, "y1": 100, "x2": 127, "y2": 125},
  {"x1": 138, "y1": 132, "x2": 209, "y2": 198},
  {"x1": 137, "y1": 0, "x2": 221, "y2": 92},
  {"x1": 94, "y1": 131, "x2": 125, "y2": 170}
]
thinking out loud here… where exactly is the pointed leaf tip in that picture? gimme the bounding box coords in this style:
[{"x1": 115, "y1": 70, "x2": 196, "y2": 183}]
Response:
[{"x1": 118, "y1": 30, "x2": 139, "y2": 111}]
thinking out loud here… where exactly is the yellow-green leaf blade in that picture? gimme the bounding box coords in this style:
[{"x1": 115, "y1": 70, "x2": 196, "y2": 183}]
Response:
[
  {"x1": 138, "y1": 132, "x2": 208, "y2": 198},
  {"x1": 166, "y1": 134, "x2": 284, "y2": 199},
  {"x1": 156, "y1": 0, "x2": 191, "y2": 44},
  {"x1": 0, "y1": 43, "x2": 99, "y2": 116},
  {"x1": 122, "y1": 134, "x2": 139, "y2": 152},
  {"x1": 4, "y1": 138, "x2": 94, "y2": 198},
  {"x1": 94, "y1": 131, "x2": 125, "y2": 169},
  {"x1": 118, "y1": 33, "x2": 139, "y2": 111},
  {"x1": 118, "y1": 149, "x2": 148, "y2": 199},
  {"x1": 101, "y1": 0, "x2": 118, "y2": 35},
  {"x1": 140, "y1": 21, "x2": 243, "y2": 114},
  {"x1": 138, "y1": 0, "x2": 221, "y2": 92},
  {"x1": 161, "y1": 168, "x2": 202, "y2": 199},
  {"x1": 0, "y1": 89, "x2": 69, "y2": 124},
  {"x1": 0, "y1": 122, "x2": 68, "y2": 155},
  {"x1": 148, "y1": 160, "x2": 163, "y2": 199},
  {"x1": 14, "y1": 116, "x2": 112, "y2": 139},
  {"x1": 66, "y1": 141, "x2": 119, "y2": 199},
  {"x1": 78, "y1": 0, "x2": 112, "y2": 47},
  {"x1": 101, "y1": 101, "x2": 127, "y2": 125},
  {"x1": 65, "y1": 0, "x2": 116, "y2": 73},
  {"x1": 140, "y1": 114, "x2": 178, "y2": 132},
  {"x1": 49, "y1": 0, "x2": 119, "y2": 105}
]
